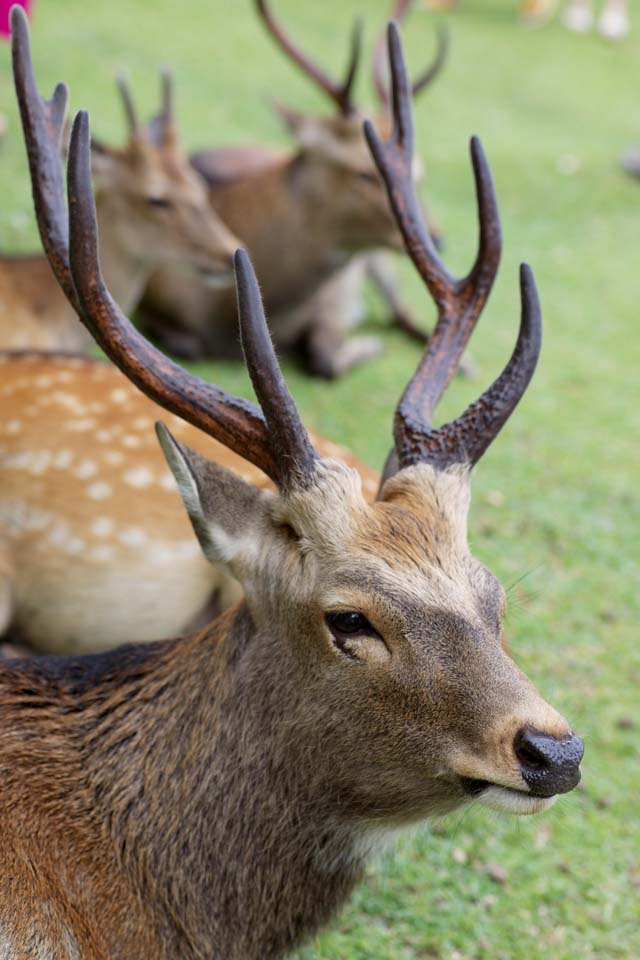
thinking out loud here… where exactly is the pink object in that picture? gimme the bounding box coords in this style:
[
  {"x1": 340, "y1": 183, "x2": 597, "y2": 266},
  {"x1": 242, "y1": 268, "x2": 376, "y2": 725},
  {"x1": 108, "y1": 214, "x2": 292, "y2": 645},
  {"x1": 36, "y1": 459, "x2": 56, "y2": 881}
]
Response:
[{"x1": 0, "y1": 0, "x2": 32, "y2": 39}]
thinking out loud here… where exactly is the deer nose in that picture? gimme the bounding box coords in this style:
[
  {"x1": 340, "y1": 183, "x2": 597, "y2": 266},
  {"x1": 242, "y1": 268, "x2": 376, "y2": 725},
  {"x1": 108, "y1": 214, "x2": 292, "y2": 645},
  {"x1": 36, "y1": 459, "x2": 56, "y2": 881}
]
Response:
[{"x1": 514, "y1": 728, "x2": 583, "y2": 798}]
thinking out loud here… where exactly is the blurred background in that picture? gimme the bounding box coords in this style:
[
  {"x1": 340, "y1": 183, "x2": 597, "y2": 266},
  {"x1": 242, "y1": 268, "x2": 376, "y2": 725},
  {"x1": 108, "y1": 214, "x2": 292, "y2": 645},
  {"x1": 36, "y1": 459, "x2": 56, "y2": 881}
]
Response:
[{"x1": 0, "y1": 1, "x2": 638, "y2": 957}]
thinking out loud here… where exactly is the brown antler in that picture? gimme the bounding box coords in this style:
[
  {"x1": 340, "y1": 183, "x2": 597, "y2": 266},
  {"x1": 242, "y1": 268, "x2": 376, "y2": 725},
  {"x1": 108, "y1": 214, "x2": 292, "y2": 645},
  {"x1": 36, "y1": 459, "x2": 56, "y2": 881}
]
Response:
[
  {"x1": 10, "y1": 5, "x2": 79, "y2": 312},
  {"x1": 65, "y1": 112, "x2": 316, "y2": 491},
  {"x1": 365, "y1": 22, "x2": 541, "y2": 474},
  {"x1": 12, "y1": 4, "x2": 316, "y2": 491},
  {"x1": 148, "y1": 68, "x2": 175, "y2": 146},
  {"x1": 115, "y1": 73, "x2": 139, "y2": 137},
  {"x1": 372, "y1": 1, "x2": 449, "y2": 108},
  {"x1": 256, "y1": 0, "x2": 362, "y2": 116}
]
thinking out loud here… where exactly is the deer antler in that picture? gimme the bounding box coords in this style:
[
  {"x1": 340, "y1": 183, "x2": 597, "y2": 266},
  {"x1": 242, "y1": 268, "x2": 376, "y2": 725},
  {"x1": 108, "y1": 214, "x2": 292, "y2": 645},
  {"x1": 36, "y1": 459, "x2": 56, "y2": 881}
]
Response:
[
  {"x1": 12, "y1": 5, "x2": 316, "y2": 491},
  {"x1": 372, "y1": 1, "x2": 449, "y2": 108},
  {"x1": 365, "y1": 22, "x2": 541, "y2": 474},
  {"x1": 256, "y1": 0, "x2": 362, "y2": 117},
  {"x1": 115, "y1": 73, "x2": 139, "y2": 138},
  {"x1": 66, "y1": 113, "x2": 316, "y2": 490},
  {"x1": 10, "y1": 5, "x2": 79, "y2": 312}
]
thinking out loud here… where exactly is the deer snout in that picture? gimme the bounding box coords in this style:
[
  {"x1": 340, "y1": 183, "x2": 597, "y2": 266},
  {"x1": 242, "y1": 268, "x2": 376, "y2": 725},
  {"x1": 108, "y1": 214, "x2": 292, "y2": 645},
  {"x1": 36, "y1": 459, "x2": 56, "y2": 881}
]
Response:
[{"x1": 514, "y1": 728, "x2": 584, "y2": 798}]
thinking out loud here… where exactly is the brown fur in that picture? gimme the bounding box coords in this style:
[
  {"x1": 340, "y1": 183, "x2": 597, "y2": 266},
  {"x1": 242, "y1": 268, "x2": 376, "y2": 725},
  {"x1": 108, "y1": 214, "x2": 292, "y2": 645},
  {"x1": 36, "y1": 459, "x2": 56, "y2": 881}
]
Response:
[
  {"x1": 141, "y1": 109, "x2": 430, "y2": 376},
  {"x1": 0, "y1": 353, "x2": 378, "y2": 654},
  {"x1": 0, "y1": 455, "x2": 573, "y2": 958},
  {"x1": 0, "y1": 90, "x2": 238, "y2": 354}
]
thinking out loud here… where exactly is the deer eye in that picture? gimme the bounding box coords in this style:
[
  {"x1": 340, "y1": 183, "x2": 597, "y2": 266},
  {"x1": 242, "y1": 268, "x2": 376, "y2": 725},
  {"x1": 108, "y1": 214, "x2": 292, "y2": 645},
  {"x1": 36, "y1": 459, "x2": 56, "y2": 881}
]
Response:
[
  {"x1": 325, "y1": 611, "x2": 389, "y2": 664},
  {"x1": 326, "y1": 611, "x2": 374, "y2": 636},
  {"x1": 356, "y1": 171, "x2": 379, "y2": 185},
  {"x1": 146, "y1": 196, "x2": 171, "y2": 209}
]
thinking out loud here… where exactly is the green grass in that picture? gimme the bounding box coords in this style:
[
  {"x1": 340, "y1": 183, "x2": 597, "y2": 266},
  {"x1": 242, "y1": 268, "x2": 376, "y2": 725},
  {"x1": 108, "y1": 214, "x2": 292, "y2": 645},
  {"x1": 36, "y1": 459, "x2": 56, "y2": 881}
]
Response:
[{"x1": 1, "y1": 1, "x2": 639, "y2": 957}]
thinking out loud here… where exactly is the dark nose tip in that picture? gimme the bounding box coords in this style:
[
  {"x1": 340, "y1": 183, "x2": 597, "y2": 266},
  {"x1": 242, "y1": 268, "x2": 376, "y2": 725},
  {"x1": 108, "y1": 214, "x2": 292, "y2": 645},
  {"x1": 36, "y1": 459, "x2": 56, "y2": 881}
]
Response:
[{"x1": 514, "y1": 728, "x2": 584, "y2": 798}]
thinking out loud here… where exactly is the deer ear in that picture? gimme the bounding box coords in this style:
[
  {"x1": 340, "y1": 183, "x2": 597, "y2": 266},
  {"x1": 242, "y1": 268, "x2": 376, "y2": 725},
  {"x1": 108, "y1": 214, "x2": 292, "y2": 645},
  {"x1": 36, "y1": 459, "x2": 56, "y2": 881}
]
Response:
[
  {"x1": 90, "y1": 138, "x2": 120, "y2": 186},
  {"x1": 270, "y1": 100, "x2": 312, "y2": 139},
  {"x1": 155, "y1": 422, "x2": 270, "y2": 572}
]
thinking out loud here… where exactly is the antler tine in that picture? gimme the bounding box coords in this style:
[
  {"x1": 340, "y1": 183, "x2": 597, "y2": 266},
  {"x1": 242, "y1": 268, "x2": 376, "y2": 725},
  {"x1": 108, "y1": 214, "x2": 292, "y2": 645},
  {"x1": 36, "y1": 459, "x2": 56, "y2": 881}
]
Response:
[
  {"x1": 10, "y1": 5, "x2": 80, "y2": 312},
  {"x1": 365, "y1": 22, "x2": 503, "y2": 472},
  {"x1": 420, "y1": 264, "x2": 542, "y2": 468},
  {"x1": 256, "y1": 0, "x2": 362, "y2": 116},
  {"x1": 115, "y1": 73, "x2": 139, "y2": 137},
  {"x1": 160, "y1": 67, "x2": 173, "y2": 126},
  {"x1": 65, "y1": 110, "x2": 284, "y2": 483},
  {"x1": 373, "y1": 3, "x2": 449, "y2": 107},
  {"x1": 411, "y1": 24, "x2": 449, "y2": 99},
  {"x1": 235, "y1": 249, "x2": 318, "y2": 490}
]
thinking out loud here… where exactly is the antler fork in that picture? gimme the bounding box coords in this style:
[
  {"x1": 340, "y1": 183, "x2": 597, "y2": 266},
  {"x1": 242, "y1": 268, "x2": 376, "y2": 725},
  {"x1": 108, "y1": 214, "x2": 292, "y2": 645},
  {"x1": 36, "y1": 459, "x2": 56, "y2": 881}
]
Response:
[
  {"x1": 256, "y1": 0, "x2": 362, "y2": 116},
  {"x1": 365, "y1": 22, "x2": 541, "y2": 476},
  {"x1": 11, "y1": 5, "x2": 317, "y2": 493},
  {"x1": 372, "y1": 1, "x2": 449, "y2": 108}
]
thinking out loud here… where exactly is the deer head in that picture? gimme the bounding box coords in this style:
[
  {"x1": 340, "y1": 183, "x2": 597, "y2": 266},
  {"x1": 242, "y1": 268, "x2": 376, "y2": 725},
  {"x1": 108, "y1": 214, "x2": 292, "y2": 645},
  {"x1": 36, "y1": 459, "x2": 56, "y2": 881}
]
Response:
[
  {"x1": 17, "y1": 0, "x2": 582, "y2": 819},
  {"x1": 256, "y1": 0, "x2": 446, "y2": 251}
]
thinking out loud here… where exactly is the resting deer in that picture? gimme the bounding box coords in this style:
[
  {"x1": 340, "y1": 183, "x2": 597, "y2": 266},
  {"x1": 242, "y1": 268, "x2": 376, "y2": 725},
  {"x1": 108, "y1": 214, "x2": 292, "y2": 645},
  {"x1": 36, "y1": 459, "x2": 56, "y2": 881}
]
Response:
[
  {"x1": 140, "y1": 0, "x2": 448, "y2": 377},
  {"x1": 0, "y1": 12, "x2": 584, "y2": 957},
  {"x1": 1, "y1": 8, "x2": 439, "y2": 657},
  {"x1": 0, "y1": 61, "x2": 238, "y2": 353}
]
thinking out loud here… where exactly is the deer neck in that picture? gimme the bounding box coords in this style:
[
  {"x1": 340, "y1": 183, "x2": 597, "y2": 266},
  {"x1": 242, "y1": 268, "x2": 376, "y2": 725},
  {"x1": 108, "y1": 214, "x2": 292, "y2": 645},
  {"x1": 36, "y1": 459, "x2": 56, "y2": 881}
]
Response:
[
  {"x1": 80, "y1": 605, "x2": 367, "y2": 960},
  {"x1": 93, "y1": 192, "x2": 152, "y2": 312}
]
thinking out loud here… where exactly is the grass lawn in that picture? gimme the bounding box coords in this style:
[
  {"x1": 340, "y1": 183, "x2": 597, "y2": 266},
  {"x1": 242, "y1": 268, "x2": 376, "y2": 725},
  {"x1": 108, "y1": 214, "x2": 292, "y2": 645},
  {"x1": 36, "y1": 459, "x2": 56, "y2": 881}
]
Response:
[{"x1": 0, "y1": 1, "x2": 638, "y2": 957}]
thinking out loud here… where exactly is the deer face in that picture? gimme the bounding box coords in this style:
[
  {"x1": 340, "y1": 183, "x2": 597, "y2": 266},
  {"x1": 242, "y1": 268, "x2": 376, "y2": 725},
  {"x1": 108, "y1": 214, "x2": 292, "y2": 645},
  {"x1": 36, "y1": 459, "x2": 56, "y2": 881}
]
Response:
[
  {"x1": 277, "y1": 105, "x2": 442, "y2": 251},
  {"x1": 90, "y1": 78, "x2": 237, "y2": 281},
  {"x1": 162, "y1": 442, "x2": 582, "y2": 824}
]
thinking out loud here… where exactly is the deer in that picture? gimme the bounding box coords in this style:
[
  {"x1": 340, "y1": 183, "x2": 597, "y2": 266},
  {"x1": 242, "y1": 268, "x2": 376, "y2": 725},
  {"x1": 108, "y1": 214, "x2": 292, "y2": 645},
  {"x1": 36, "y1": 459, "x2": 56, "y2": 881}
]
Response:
[
  {"x1": 0, "y1": 10, "x2": 584, "y2": 957},
  {"x1": 139, "y1": 0, "x2": 449, "y2": 377},
  {"x1": 1, "y1": 7, "x2": 439, "y2": 658},
  {"x1": 0, "y1": 55, "x2": 239, "y2": 353}
]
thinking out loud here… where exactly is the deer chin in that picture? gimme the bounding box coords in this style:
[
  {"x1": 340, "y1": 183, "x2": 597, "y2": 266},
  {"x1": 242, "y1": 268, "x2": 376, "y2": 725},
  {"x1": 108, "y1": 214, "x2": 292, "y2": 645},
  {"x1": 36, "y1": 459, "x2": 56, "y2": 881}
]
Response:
[{"x1": 460, "y1": 778, "x2": 557, "y2": 816}]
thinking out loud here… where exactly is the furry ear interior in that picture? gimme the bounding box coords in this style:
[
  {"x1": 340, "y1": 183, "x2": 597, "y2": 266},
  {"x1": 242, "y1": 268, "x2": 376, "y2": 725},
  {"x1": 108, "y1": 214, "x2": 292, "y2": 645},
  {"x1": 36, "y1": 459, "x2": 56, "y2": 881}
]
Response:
[{"x1": 156, "y1": 422, "x2": 271, "y2": 572}]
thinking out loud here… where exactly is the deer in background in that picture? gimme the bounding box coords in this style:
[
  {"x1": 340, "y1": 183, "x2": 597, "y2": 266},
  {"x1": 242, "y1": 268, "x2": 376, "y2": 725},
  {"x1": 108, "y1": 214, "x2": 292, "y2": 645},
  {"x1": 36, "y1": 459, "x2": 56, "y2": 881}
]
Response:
[
  {"x1": 0, "y1": 13, "x2": 584, "y2": 957},
  {"x1": 2, "y1": 6, "x2": 443, "y2": 657},
  {"x1": 0, "y1": 60, "x2": 238, "y2": 353},
  {"x1": 140, "y1": 0, "x2": 449, "y2": 377}
]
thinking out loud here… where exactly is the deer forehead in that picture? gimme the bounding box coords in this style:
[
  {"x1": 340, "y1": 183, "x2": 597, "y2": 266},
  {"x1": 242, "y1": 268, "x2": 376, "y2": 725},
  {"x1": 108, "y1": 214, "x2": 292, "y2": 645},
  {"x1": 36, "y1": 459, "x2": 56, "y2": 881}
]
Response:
[{"x1": 277, "y1": 461, "x2": 473, "y2": 578}]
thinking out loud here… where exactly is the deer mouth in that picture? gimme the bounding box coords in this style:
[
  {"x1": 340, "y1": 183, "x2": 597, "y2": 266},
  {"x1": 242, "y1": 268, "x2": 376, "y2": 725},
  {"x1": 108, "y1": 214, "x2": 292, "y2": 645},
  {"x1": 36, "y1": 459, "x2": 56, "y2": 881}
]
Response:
[{"x1": 459, "y1": 777, "x2": 557, "y2": 816}]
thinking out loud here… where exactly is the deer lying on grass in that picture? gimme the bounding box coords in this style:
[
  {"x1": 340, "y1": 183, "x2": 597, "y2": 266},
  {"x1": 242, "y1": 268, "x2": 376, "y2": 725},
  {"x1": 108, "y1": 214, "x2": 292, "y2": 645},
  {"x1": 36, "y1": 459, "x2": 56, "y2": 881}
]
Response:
[
  {"x1": 0, "y1": 12, "x2": 583, "y2": 956},
  {"x1": 0, "y1": 350, "x2": 374, "y2": 653},
  {"x1": 141, "y1": 0, "x2": 448, "y2": 377},
  {"x1": 0, "y1": 53, "x2": 238, "y2": 353},
  {"x1": 2, "y1": 7, "x2": 441, "y2": 657}
]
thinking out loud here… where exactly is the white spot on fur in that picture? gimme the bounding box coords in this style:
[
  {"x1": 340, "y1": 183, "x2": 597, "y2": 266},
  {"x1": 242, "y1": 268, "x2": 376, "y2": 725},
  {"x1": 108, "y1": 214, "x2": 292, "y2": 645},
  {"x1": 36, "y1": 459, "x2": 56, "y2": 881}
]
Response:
[
  {"x1": 123, "y1": 466, "x2": 153, "y2": 488},
  {"x1": 74, "y1": 459, "x2": 98, "y2": 479},
  {"x1": 104, "y1": 450, "x2": 124, "y2": 465},
  {"x1": 119, "y1": 527, "x2": 147, "y2": 547},
  {"x1": 90, "y1": 544, "x2": 115, "y2": 561},
  {"x1": 66, "y1": 417, "x2": 97, "y2": 432},
  {"x1": 122, "y1": 434, "x2": 141, "y2": 449},
  {"x1": 159, "y1": 472, "x2": 176, "y2": 491},
  {"x1": 52, "y1": 449, "x2": 73, "y2": 469},
  {"x1": 133, "y1": 417, "x2": 153, "y2": 430},
  {"x1": 90, "y1": 516, "x2": 113, "y2": 538},
  {"x1": 34, "y1": 375, "x2": 53, "y2": 388},
  {"x1": 5, "y1": 420, "x2": 21, "y2": 435},
  {"x1": 87, "y1": 481, "x2": 112, "y2": 500},
  {"x1": 96, "y1": 429, "x2": 113, "y2": 443},
  {"x1": 110, "y1": 388, "x2": 129, "y2": 404}
]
